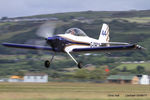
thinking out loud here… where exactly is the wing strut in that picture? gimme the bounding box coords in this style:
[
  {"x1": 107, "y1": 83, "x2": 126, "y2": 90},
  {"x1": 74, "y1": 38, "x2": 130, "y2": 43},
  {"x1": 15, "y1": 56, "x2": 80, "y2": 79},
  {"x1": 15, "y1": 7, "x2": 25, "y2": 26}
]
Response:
[{"x1": 66, "y1": 51, "x2": 82, "y2": 69}]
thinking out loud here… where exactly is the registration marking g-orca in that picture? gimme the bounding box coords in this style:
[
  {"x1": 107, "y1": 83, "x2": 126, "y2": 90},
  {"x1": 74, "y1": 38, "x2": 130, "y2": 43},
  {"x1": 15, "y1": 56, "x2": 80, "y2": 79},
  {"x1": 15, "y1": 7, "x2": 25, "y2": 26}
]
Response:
[{"x1": 90, "y1": 42, "x2": 101, "y2": 48}]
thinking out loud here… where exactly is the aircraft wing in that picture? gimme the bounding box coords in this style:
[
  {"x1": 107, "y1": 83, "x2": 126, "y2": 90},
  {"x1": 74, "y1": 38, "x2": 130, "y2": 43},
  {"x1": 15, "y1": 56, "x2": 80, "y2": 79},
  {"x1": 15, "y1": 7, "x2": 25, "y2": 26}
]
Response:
[
  {"x1": 72, "y1": 44, "x2": 142, "y2": 52},
  {"x1": 2, "y1": 43, "x2": 53, "y2": 51}
]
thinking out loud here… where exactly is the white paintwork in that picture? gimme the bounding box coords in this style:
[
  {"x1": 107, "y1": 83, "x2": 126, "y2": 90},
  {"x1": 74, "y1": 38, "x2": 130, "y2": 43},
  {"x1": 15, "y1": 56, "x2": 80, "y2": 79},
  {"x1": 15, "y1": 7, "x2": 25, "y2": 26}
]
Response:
[
  {"x1": 58, "y1": 24, "x2": 128, "y2": 53},
  {"x1": 99, "y1": 23, "x2": 109, "y2": 42},
  {"x1": 58, "y1": 34, "x2": 98, "y2": 44},
  {"x1": 24, "y1": 75, "x2": 48, "y2": 83},
  {"x1": 64, "y1": 45, "x2": 89, "y2": 52},
  {"x1": 9, "y1": 79, "x2": 23, "y2": 82},
  {"x1": 140, "y1": 75, "x2": 149, "y2": 85}
]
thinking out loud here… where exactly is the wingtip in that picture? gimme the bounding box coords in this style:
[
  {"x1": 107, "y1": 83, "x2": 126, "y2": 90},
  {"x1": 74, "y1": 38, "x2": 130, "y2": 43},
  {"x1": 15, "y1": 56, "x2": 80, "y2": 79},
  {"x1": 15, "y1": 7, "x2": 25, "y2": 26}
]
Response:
[
  {"x1": 2, "y1": 42, "x2": 10, "y2": 46},
  {"x1": 2, "y1": 42, "x2": 7, "y2": 46},
  {"x1": 135, "y1": 44, "x2": 146, "y2": 50}
]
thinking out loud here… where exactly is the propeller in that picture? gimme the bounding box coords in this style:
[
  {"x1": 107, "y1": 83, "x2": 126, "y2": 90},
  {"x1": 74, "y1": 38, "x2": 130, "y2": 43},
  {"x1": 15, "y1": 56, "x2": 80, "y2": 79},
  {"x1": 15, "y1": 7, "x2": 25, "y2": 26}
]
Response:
[
  {"x1": 33, "y1": 21, "x2": 57, "y2": 55},
  {"x1": 36, "y1": 21, "x2": 56, "y2": 38},
  {"x1": 34, "y1": 21, "x2": 57, "y2": 46}
]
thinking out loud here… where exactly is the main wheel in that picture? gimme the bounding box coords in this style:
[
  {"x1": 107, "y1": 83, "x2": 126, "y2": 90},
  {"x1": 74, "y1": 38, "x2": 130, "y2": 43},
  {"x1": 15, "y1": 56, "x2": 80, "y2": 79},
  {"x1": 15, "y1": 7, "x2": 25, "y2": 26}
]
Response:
[
  {"x1": 44, "y1": 60, "x2": 50, "y2": 68},
  {"x1": 77, "y1": 62, "x2": 82, "y2": 69}
]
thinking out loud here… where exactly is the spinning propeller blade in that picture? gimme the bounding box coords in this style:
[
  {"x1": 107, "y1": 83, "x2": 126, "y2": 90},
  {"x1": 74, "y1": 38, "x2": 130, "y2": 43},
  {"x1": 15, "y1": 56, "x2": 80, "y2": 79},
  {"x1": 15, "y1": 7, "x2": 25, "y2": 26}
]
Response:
[{"x1": 36, "y1": 21, "x2": 56, "y2": 38}]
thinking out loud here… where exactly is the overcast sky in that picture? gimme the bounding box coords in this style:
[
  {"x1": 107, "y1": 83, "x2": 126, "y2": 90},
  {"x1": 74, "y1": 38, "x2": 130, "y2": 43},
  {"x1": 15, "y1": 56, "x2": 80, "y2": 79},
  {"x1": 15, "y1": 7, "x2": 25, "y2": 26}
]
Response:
[{"x1": 0, "y1": 0, "x2": 150, "y2": 18}]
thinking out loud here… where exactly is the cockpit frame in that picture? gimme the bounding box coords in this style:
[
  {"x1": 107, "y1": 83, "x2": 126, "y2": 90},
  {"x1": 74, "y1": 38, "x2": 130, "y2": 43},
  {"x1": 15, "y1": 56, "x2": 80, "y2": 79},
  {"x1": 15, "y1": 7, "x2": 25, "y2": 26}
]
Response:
[{"x1": 65, "y1": 28, "x2": 87, "y2": 36}]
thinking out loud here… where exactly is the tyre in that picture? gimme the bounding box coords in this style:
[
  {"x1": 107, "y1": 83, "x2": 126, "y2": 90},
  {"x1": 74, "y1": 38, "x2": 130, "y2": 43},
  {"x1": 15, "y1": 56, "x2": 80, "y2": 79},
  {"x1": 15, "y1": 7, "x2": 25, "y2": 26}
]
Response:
[
  {"x1": 44, "y1": 60, "x2": 50, "y2": 68},
  {"x1": 77, "y1": 62, "x2": 82, "y2": 69}
]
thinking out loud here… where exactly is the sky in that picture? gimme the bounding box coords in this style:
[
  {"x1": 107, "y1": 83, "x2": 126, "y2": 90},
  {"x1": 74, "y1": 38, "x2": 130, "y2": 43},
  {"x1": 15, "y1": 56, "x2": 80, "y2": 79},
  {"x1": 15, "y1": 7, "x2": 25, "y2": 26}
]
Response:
[{"x1": 0, "y1": 0, "x2": 150, "y2": 18}]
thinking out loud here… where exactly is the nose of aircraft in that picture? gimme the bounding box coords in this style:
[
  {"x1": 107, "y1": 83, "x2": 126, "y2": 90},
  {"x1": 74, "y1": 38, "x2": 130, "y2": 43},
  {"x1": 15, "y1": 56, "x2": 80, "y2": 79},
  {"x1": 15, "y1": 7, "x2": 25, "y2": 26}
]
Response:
[
  {"x1": 46, "y1": 37, "x2": 55, "y2": 40},
  {"x1": 46, "y1": 36, "x2": 61, "y2": 47},
  {"x1": 45, "y1": 37, "x2": 57, "y2": 42}
]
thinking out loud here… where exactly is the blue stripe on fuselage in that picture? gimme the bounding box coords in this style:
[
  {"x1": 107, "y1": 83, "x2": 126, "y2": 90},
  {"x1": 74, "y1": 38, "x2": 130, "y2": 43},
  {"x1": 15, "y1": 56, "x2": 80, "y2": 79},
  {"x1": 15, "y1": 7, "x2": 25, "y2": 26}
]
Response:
[{"x1": 72, "y1": 44, "x2": 137, "y2": 52}]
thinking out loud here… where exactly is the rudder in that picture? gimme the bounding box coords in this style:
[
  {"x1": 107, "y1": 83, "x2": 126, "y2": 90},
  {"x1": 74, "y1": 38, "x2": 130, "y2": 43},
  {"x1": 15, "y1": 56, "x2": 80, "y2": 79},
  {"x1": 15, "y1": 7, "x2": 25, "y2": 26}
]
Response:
[{"x1": 99, "y1": 23, "x2": 110, "y2": 43}]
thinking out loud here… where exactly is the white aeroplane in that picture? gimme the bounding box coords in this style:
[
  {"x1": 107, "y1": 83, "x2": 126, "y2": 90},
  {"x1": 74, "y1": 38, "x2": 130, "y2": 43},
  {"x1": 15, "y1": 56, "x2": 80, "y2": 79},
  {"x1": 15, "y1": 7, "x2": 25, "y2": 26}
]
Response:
[{"x1": 2, "y1": 23, "x2": 143, "y2": 69}]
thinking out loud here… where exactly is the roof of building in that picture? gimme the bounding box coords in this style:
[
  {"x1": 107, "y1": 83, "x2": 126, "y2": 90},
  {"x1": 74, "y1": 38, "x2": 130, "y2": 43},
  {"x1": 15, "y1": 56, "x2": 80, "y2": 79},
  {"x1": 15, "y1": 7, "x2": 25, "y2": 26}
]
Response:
[
  {"x1": 10, "y1": 75, "x2": 23, "y2": 79},
  {"x1": 107, "y1": 75, "x2": 137, "y2": 80},
  {"x1": 24, "y1": 73, "x2": 47, "y2": 76}
]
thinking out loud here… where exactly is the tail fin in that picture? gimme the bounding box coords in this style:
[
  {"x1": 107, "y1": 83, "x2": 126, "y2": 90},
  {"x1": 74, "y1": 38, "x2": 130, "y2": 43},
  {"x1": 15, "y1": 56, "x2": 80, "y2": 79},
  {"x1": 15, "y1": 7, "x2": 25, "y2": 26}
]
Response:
[{"x1": 99, "y1": 23, "x2": 110, "y2": 43}]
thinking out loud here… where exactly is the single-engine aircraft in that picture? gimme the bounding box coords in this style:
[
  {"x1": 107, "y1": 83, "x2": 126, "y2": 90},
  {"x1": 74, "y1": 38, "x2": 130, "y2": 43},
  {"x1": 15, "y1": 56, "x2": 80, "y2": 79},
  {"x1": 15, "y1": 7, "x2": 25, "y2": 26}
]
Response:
[{"x1": 2, "y1": 23, "x2": 144, "y2": 69}]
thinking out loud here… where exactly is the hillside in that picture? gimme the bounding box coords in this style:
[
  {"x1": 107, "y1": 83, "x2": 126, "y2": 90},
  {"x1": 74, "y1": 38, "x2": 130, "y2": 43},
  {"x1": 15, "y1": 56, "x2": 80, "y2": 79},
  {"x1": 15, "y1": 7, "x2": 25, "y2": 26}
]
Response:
[
  {"x1": 0, "y1": 10, "x2": 150, "y2": 80},
  {"x1": 19, "y1": 10, "x2": 150, "y2": 19}
]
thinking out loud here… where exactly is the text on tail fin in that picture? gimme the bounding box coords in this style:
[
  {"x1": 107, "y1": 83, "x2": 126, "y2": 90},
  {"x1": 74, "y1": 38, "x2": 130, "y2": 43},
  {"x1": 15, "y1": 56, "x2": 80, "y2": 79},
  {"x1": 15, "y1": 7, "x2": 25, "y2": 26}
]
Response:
[{"x1": 99, "y1": 23, "x2": 110, "y2": 43}]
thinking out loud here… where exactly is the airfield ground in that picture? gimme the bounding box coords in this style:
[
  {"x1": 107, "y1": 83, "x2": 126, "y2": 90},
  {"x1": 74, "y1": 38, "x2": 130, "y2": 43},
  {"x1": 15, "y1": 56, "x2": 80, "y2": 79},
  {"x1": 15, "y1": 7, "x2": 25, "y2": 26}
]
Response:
[{"x1": 0, "y1": 82, "x2": 149, "y2": 100}]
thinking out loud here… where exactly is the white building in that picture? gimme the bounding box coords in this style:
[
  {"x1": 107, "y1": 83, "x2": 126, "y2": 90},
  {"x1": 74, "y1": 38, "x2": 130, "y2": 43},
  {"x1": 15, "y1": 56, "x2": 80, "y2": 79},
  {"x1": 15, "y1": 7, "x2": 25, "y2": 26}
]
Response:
[
  {"x1": 139, "y1": 75, "x2": 150, "y2": 85},
  {"x1": 24, "y1": 73, "x2": 48, "y2": 83}
]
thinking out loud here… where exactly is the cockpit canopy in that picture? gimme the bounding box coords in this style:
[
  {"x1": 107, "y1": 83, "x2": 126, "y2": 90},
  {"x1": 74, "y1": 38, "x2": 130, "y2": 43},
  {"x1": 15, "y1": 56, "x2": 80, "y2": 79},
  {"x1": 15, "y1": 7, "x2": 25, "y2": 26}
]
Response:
[{"x1": 65, "y1": 28, "x2": 87, "y2": 36}]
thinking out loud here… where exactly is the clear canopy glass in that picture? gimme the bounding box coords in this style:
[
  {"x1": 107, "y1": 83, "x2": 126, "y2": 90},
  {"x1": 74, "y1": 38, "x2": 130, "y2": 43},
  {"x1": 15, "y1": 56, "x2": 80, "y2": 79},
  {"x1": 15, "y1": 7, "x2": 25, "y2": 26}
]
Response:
[{"x1": 65, "y1": 28, "x2": 87, "y2": 36}]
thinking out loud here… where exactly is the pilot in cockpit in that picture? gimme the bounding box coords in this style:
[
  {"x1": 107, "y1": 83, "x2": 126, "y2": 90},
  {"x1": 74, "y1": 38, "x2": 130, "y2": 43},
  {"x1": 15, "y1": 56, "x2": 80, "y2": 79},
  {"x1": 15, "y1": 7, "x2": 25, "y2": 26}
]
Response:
[
  {"x1": 70, "y1": 29, "x2": 75, "y2": 35},
  {"x1": 65, "y1": 28, "x2": 87, "y2": 36}
]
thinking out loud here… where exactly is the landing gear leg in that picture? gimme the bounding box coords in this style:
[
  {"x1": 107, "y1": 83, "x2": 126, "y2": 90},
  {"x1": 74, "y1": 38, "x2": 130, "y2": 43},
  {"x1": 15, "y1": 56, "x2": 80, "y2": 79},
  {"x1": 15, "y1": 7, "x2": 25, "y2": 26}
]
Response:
[
  {"x1": 44, "y1": 53, "x2": 55, "y2": 68},
  {"x1": 66, "y1": 52, "x2": 82, "y2": 69}
]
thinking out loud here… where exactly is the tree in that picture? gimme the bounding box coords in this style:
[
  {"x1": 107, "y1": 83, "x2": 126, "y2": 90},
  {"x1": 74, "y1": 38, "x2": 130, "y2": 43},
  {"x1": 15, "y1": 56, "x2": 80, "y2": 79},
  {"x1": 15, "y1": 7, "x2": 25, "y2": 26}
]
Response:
[
  {"x1": 1, "y1": 16, "x2": 8, "y2": 20},
  {"x1": 26, "y1": 54, "x2": 32, "y2": 59},
  {"x1": 74, "y1": 69, "x2": 89, "y2": 79},
  {"x1": 69, "y1": 16, "x2": 75, "y2": 19},
  {"x1": 88, "y1": 68, "x2": 106, "y2": 80},
  {"x1": 16, "y1": 70, "x2": 27, "y2": 77},
  {"x1": 122, "y1": 66, "x2": 127, "y2": 72},
  {"x1": 74, "y1": 68, "x2": 106, "y2": 80},
  {"x1": 136, "y1": 65, "x2": 145, "y2": 74}
]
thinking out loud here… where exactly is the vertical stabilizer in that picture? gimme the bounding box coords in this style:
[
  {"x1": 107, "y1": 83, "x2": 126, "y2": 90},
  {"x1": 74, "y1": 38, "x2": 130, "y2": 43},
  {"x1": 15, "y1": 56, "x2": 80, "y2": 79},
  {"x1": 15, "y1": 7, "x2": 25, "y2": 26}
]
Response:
[{"x1": 99, "y1": 23, "x2": 109, "y2": 43}]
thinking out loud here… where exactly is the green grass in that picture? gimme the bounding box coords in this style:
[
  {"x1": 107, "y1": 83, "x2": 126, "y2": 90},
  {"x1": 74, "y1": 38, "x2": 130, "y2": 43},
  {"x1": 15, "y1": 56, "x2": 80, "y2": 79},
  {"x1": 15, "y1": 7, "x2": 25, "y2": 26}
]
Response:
[
  {"x1": 0, "y1": 22, "x2": 18, "y2": 26},
  {"x1": 103, "y1": 17, "x2": 150, "y2": 23},
  {"x1": 4, "y1": 99, "x2": 150, "y2": 100},
  {"x1": 121, "y1": 17, "x2": 150, "y2": 23},
  {"x1": 0, "y1": 28, "x2": 34, "y2": 41},
  {"x1": 115, "y1": 62, "x2": 150, "y2": 71},
  {"x1": 0, "y1": 82, "x2": 149, "y2": 100},
  {"x1": 0, "y1": 55, "x2": 26, "y2": 60}
]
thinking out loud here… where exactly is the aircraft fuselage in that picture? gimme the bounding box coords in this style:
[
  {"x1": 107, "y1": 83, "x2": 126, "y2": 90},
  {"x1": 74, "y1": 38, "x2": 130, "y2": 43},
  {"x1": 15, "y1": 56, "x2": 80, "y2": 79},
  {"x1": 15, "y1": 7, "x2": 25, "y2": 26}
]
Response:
[{"x1": 46, "y1": 34, "x2": 100, "y2": 52}]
